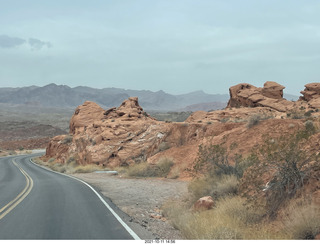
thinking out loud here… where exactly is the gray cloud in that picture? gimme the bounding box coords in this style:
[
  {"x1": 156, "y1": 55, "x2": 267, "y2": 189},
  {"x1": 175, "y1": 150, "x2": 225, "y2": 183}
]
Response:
[
  {"x1": 0, "y1": 35, "x2": 26, "y2": 48},
  {"x1": 28, "y1": 38, "x2": 52, "y2": 50},
  {"x1": 0, "y1": 35, "x2": 52, "y2": 50}
]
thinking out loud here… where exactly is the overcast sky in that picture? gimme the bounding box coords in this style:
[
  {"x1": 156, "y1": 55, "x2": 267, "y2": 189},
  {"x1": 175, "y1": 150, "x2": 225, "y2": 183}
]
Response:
[{"x1": 0, "y1": 0, "x2": 319, "y2": 95}]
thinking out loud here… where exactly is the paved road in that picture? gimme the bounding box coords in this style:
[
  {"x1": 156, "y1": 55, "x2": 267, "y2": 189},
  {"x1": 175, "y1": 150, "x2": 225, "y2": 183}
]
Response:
[{"x1": 0, "y1": 154, "x2": 140, "y2": 240}]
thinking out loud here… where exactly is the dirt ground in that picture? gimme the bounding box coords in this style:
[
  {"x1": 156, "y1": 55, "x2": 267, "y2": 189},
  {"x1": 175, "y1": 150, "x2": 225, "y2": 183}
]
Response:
[{"x1": 73, "y1": 172, "x2": 189, "y2": 240}]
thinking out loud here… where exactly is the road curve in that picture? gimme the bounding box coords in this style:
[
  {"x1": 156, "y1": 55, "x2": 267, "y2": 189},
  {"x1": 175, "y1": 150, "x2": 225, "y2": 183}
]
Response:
[{"x1": 0, "y1": 153, "x2": 140, "y2": 240}]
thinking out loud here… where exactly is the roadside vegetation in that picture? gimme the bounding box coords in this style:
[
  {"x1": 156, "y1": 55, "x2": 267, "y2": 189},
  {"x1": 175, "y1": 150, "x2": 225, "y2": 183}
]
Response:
[
  {"x1": 162, "y1": 121, "x2": 320, "y2": 240},
  {"x1": 125, "y1": 157, "x2": 174, "y2": 178},
  {"x1": 33, "y1": 156, "x2": 107, "y2": 174}
]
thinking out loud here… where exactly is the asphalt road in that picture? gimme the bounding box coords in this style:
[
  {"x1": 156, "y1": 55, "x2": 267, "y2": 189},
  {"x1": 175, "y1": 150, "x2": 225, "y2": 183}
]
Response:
[{"x1": 0, "y1": 153, "x2": 140, "y2": 240}]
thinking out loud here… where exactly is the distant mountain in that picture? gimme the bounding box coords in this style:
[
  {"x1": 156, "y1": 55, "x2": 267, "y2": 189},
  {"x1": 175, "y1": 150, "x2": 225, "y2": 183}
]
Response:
[
  {"x1": 283, "y1": 93, "x2": 300, "y2": 101},
  {"x1": 177, "y1": 101, "x2": 228, "y2": 112},
  {"x1": 0, "y1": 83, "x2": 300, "y2": 111},
  {"x1": 0, "y1": 83, "x2": 229, "y2": 111}
]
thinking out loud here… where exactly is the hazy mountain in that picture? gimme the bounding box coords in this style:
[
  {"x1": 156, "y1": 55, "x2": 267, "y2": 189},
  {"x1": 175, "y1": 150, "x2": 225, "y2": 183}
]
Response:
[
  {"x1": 0, "y1": 83, "x2": 230, "y2": 111},
  {"x1": 0, "y1": 83, "x2": 300, "y2": 111}
]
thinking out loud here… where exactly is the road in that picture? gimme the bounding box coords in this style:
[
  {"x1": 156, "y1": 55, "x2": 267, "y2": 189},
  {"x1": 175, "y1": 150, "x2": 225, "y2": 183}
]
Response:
[{"x1": 0, "y1": 153, "x2": 140, "y2": 240}]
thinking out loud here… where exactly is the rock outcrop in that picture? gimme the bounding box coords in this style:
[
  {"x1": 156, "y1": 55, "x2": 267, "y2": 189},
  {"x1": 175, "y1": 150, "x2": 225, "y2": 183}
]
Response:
[
  {"x1": 227, "y1": 81, "x2": 294, "y2": 112},
  {"x1": 44, "y1": 82, "x2": 320, "y2": 181},
  {"x1": 300, "y1": 83, "x2": 320, "y2": 109},
  {"x1": 45, "y1": 97, "x2": 167, "y2": 167}
]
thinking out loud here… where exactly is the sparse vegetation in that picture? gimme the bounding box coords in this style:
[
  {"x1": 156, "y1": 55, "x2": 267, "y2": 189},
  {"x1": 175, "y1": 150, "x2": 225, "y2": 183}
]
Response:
[
  {"x1": 188, "y1": 174, "x2": 239, "y2": 202},
  {"x1": 283, "y1": 201, "x2": 320, "y2": 239},
  {"x1": 62, "y1": 135, "x2": 73, "y2": 144},
  {"x1": 34, "y1": 157, "x2": 106, "y2": 174},
  {"x1": 163, "y1": 125, "x2": 320, "y2": 240},
  {"x1": 157, "y1": 141, "x2": 171, "y2": 152},
  {"x1": 127, "y1": 158, "x2": 174, "y2": 178},
  {"x1": 247, "y1": 114, "x2": 261, "y2": 128},
  {"x1": 162, "y1": 196, "x2": 282, "y2": 240},
  {"x1": 193, "y1": 144, "x2": 252, "y2": 179},
  {"x1": 149, "y1": 111, "x2": 192, "y2": 122},
  {"x1": 253, "y1": 127, "x2": 317, "y2": 217},
  {"x1": 246, "y1": 113, "x2": 274, "y2": 128}
]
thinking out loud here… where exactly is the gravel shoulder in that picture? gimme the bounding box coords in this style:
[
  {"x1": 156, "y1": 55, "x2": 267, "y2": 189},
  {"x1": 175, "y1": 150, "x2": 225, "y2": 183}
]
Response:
[{"x1": 72, "y1": 173, "x2": 189, "y2": 240}]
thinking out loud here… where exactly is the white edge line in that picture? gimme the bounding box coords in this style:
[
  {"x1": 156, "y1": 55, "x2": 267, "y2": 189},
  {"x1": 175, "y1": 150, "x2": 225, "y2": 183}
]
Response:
[{"x1": 29, "y1": 157, "x2": 141, "y2": 240}]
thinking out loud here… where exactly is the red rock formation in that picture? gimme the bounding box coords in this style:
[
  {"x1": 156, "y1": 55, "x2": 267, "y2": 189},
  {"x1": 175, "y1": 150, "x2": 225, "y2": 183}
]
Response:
[
  {"x1": 44, "y1": 97, "x2": 170, "y2": 167},
  {"x1": 262, "y1": 81, "x2": 285, "y2": 99},
  {"x1": 227, "y1": 81, "x2": 293, "y2": 112},
  {"x1": 300, "y1": 83, "x2": 320, "y2": 101},
  {"x1": 43, "y1": 82, "x2": 320, "y2": 183},
  {"x1": 299, "y1": 83, "x2": 320, "y2": 109}
]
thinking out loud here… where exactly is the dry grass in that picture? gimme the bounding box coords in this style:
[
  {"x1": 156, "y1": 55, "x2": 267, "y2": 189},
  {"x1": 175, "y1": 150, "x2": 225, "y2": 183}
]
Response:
[
  {"x1": 162, "y1": 196, "x2": 288, "y2": 240},
  {"x1": 188, "y1": 174, "x2": 239, "y2": 202},
  {"x1": 33, "y1": 157, "x2": 106, "y2": 174},
  {"x1": 126, "y1": 158, "x2": 174, "y2": 178},
  {"x1": 283, "y1": 200, "x2": 320, "y2": 239}
]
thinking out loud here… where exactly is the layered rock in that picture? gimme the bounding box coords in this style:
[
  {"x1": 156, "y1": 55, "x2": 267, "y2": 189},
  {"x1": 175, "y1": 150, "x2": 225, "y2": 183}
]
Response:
[
  {"x1": 45, "y1": 97, "x2": 167, "y2": 167},
  {"x1": 44, "y1": 82, "x2": 320, "y2": 179},
  {"x1": 300, "y1": 83, "x2": 320, "y2": 108},
  {"x1": 227, "y1": 81, "x2": 293, "y2": 112}
]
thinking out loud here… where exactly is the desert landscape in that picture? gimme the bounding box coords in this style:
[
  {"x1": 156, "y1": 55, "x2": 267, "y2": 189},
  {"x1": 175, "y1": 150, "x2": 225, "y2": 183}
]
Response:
[
  {"x1": 5, "y1": 81, "x2": 318, "y2": 239},
  {"x1": 2, "y1": 1, "x2": 320, "y2": 240}
]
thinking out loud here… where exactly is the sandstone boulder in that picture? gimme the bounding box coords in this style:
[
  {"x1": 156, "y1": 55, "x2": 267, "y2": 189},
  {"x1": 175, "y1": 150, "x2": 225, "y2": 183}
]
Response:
[
  {"x1": 193, "y1": 196, "x2": 215, "y2": 211},
  {"x1": 69, "y1": 101, "x2": 105, "y2": 134}
]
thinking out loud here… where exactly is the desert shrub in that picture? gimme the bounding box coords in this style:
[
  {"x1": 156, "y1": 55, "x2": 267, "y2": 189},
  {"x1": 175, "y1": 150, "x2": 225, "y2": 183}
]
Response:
[
  {"x1": 188, "y1": 174, "x2": 239, "y2": 203},
  {"x1": 162, "y1": 196, "x2": 268, "y2": 240},
  {"x1": 304, "y1": 110, "x2": 313, "y2": 117},
  {"x1": 193, "y1": 144, "x2": 251, "y2": 179},
  {"x1": 157, "y1": 141, "x2": 171, "y2": 152},
  {"x1": 188, "y1": 177, "x2": 215, "y2": 202},
  {"x1": 48, "y1": 158, "x2": 56, "y2": 163},
  {"x1": 284, "y1": 201, "x2": 320, "y2": 239},
  {"x1": 213, "y1": 175, "x2": 239, "y2": 198},
  {"x1": 242, "y1": 131, "x2": 318, "y2": 217},
  {"x1": 247, "y1": 114, "x2": 261, "y2": 128},
  {"x1": 215, "y1": 196, "x2": 265, "y2": 225},
  {"x1": 127, "y1": 158, "x2": 174, "y2": 178},
  {"x1": 72, "y1": 164, "x2": 103, "y2": 173},
  {"x1": 51, "y1": 163, "x2": 67, "y2": 173},
  {"x1": 62, "y1": 135, "x2": 73, "y2": 144},
  {"x1": 66, "y1": 156, "x2": 76, "y2": 165},
  {"x1": 156, "y1": 158, "x2": 174, "y2": 177}
]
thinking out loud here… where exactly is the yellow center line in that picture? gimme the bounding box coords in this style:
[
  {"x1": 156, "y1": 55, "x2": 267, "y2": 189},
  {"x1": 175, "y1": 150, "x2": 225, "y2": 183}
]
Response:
[{"x1": 0, "y1": 159, "x2": 34, "y2": 220}]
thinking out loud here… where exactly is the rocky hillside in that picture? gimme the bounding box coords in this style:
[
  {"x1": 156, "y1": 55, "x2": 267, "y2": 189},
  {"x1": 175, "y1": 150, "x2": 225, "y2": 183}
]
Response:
[
  {"x1": 43, "y1": 81, "x2": 320, "y2": 196},
  {"x1": 0, "y1": 121, "x2": 66, "y2": 151}
]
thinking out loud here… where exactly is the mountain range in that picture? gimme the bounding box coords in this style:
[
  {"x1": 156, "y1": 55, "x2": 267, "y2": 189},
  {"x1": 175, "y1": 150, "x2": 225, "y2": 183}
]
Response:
[
  {"x1": 0, "y1": 83, "x2": 299, "y2": 111},
  {"x1": 0, "y1": 83, "x2": 230, "y2": 111}
]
